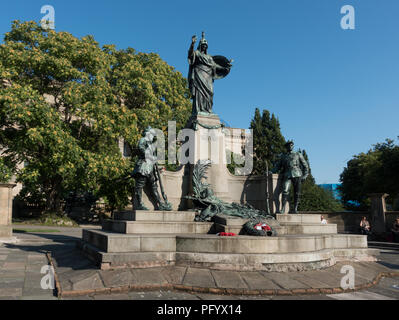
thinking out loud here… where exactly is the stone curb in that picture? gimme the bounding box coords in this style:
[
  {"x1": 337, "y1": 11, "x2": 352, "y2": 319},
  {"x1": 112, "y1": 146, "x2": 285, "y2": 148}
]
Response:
[
  {"x1": 46, "y1": 251, "x2": 62, "y2": 298},
  {"x1": 47, "y1": 249, "x2": 399, "y2": 299}
]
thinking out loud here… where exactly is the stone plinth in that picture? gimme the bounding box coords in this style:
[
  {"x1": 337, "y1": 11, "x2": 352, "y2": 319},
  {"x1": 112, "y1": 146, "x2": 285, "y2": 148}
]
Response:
[
  {"x1": 188, "y1": 114, "x2": 231, "y2": 203},
  {"x1": 0, "y1": 183, "x2": 16, "y2": 238},
  {"x1": 113, "y1": 210, "x2": 196, "y2": 222}
]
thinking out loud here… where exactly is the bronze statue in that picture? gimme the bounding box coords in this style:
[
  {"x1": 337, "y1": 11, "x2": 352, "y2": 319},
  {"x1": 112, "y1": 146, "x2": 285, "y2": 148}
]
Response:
[
  {"x1": 188, "y1": 32, "x2": 232, "y2": 115},
  {"x1": 131, "y1": 127, "x2": 172, "y2": 211},
  {"x1": 273, "y1": 141, "x2": 309, "y2": 214},
  {"x1": 187, "y1": 160, "x2": 275, "y2": 222}
]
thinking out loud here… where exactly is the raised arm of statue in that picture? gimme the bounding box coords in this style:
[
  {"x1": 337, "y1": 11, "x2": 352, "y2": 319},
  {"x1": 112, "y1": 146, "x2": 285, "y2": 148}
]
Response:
[{"x1": 188, "y1": 35, "x2": 196, "y2": 62}]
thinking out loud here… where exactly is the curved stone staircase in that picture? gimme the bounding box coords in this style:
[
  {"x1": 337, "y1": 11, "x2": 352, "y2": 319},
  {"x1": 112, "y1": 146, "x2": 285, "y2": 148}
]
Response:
[{"x1": 79, "y1": 211, "x2": 379, "y2": 271}]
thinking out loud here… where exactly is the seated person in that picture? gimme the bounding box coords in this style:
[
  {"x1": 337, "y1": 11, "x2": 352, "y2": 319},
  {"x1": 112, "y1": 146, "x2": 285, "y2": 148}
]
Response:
[
  {"x1": 360, "y1": 216, "x2": 371, "y2": 235},
  {"x1": 321, "y1": 215, "x2": 328, "y2": 225},
  {"x1": 391, "y1": 218, "x2": 399, "y2": 243}
]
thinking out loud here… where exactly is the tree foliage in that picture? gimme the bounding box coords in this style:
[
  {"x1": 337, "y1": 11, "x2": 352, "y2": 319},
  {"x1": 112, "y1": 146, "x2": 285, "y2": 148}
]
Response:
[
  {"x1": 250, "y1": 108, "x2": 286, "y2": 175},
  {"x1": 291, "y1": 149, "x2": 343, "y2": 212},
  {"x1": 248, "y1": 109, "x2": 342, "y2": 211},
  {"x1": 0, "y1": 156, "x2": 13, "y2": 183},
  {"x1": 0, "y1": 21, "x2": 191, "y2": 212},
  {"x1": 339, "y1": 138, "x2": 399, "y2": 210}
]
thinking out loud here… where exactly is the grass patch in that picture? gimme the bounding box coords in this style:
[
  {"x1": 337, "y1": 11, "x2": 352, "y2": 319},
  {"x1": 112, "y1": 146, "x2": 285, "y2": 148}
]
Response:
[{"x1": 13, "y1": 212, "x2": 79, "y2": 227}]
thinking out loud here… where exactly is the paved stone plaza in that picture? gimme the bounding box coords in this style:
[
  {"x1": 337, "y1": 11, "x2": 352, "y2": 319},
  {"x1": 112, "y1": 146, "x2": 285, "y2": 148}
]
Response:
[{"x1": 0, "y1": 225, "x2": 398, "y2": 300}]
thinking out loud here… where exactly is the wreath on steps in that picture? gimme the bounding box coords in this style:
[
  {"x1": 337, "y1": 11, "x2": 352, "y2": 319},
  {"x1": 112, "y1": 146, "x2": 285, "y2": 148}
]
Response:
[{"x1": 243, "y1": 219, "x2": 277, "y2": 237}]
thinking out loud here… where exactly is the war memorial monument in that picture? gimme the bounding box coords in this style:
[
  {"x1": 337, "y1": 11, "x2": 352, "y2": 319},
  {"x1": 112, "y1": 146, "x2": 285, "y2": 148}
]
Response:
[{"x1": 79, "y1": 33, "x2": 378, "y2": 274}]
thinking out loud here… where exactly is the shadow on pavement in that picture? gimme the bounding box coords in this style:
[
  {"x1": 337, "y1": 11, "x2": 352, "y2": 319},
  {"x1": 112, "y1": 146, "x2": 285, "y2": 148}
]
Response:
[{"x1": 4, "y1": 232, "x2": 97, "y2": 272}]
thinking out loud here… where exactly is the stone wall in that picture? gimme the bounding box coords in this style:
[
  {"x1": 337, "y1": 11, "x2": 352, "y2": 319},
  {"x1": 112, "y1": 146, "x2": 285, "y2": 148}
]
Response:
[
  {"x1": 0, "y1": 184, "x2": 16, "y2": 238},
  {"x1": 300, "y1": 211, "x2": 399, "y2": 234},
  {"x1": 141, "y1": 167, "x2": 282, "y2": 213},
  {"x1": 141, "y1": 166, "x2": 190, "y2": 211},
  {"x1": 302, "y1": 211, "x2": 369, "y2": 233}
]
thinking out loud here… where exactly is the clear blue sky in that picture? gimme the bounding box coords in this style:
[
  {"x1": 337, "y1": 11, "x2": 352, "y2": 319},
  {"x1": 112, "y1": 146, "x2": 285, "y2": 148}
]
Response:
[{"x1": 1, "y1": 0, "x2": 398, "y2": 184}]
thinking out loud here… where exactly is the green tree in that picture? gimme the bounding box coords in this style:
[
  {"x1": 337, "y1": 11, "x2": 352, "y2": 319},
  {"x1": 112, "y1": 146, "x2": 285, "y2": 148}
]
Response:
[
  {"x1": 250, "y1": 108, "x2": 286, "y2": 175},
  {"x1": 0, "y1": 156, "x2": 13, "y2": 183},
  {"x1": 339, "y1": 138, "x2": 399, "y2": 210},
  {"x1": 292, "y1": 149, "x2": 343, "y2": 212},
  {"x1": 0, "y1": 21, "x2": 191, "y2": 212},
  {"x1": 248, "y1": 109, "x2": 342, "y2": 211}
]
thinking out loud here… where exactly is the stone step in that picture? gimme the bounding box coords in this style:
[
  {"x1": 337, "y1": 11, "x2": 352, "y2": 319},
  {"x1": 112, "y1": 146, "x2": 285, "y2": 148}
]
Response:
[
  {"x1": 214, "y1": 223, "x2": 285, "y2": 235},
  {"x1": 282, "y1": 223, "x2": 337, "y2": 235},
  {"x1": 79, "y1": 231, "x2": 375, "y2": 270},
  {"x1": 333, "y1": 248, "x2": 380, "y2": 261},
  {"x1": 113, "y1": 210, "x2": 196, "y2": 222},
  {"x1": 82, "y1": 229, "x2": 176, "y2": 253},
  {"x1": 175, "y1": 233, "x2": 368, "y2": 254},
  {"x1": 78, "y1": 241, "x2": 175, "y2": 269},
  {"x1": 276, "y1": 214, "x2": 322, "y2": 224},
  {"x1": 213, "y1": 215, "x2": 280, "y2": 227},
  {"x1": 102, "y1": 220, "x2": 214, "y2": 234},
  {"x1": 175, "y1": 249, "x2": 335, "y2": 271},
  {"x1": 214, "y1": 223, "x2": 336, "y2": 235}
]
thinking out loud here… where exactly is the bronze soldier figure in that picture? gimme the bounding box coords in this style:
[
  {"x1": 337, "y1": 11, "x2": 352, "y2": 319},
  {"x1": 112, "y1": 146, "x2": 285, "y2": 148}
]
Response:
[
  {"x1": 274, "y1": 141, "x2": 309, "y2": 214},
  {"x1": 131, "y1": 127, "x2": 170, "y2": 211}
]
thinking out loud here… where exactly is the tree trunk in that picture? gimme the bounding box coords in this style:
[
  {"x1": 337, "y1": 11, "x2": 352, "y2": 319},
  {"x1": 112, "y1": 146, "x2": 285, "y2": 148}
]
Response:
[{"x1": 45, "y1": 179, "x2": 62, "y2": 213}]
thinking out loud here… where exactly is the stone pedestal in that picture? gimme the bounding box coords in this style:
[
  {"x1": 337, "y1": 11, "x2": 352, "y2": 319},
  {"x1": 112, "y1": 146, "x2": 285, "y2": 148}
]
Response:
[
  {"x1": 0, "y1": 183, "x2": 16, "y2": 238},
  {"x1": 369, "y1": 193, "x2": 388, "y2": 233},
  {"x1": 188, "y1": 114, "x2": 232, "y2": 203}
]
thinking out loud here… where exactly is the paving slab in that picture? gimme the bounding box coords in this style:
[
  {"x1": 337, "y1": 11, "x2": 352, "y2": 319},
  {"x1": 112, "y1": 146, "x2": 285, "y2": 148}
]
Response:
[
  {"x1": 211, "y1": 270, "x2": 248, "y2": 289},
  {"x1": 127, "y1": 290, "x2": 200, "y2": 300},
  {"x1": 25, "y1": 264, "x2": 45, "y2": 273},
  {"x1": 328, "y1": 291, "x2": 396, "y2": 300},
  {"x1": 0, "y1": 287, "x2": 22, "y2": 297},
  {"x1": 144, "y1": 290, "x2": 200, "y2": 300},
  {"x1": 0, "y1": 296, "x2": 19, "y2": 300},
  {"x1": 346, "y1": 262, "x2": 381, "y2": 284},
  {"x1": 261, "y1": 272, "x2": 310, "y2": 290},
  {"x1": 2, "y1": 262, "x2": 26, "y2": 270},
  {"x1": 287, "y1": 272, "x2": 333, "y2": 289},
  {"x1": 24, "y1": 275, "x2": 44, "y2": 287},
  {"x1": 69, "y1": 271, "x2": 105, "y2": 291},
  {"x1": 4, "y1": 255, "x2": 27, "y2": 262},
  {"x1": 160, "y1": 266, "x2": 187, "y2": 284},
  {"x1": 271, "y1": 294, "x2": 335, "y2": 300},
  {"x1": 331, "y1": 262, "x2": 373, "y2": 286},
  {"x1": 183, "y1": 268, "x2": 216, "y2": 288},
  {"x1": 0, "y1": 279, "x2": 25, "y2": 289},
  {"x1": 239, "y1": 271, "x2": 281, "y2": 290},
  {"x1": 196, "y1": 293, "x2": 241, "y2": 300},
  {"x1": 0, "y1": 270, "x2": 25, "y2": 278},
  {"x1": 365, "y1": 277, "x2": 399, "y2": 298},
  {"x1": 93, "y1": 293, "x2": 130, "y2": 300},
  {"x1": 61, "y1": 295, "x2": 94, "y2": 300},
  {"x1": 359, "y1": 261, "x2": 394, "y2": 273},
  {"x1": 20, "y1": 295, "x2": 58, "y2": 300},
  {"x1": 22, "y1": 286, "x2": 53, "y2": 297},
  {"x1": 130, "y1": 268, "x2": 169, "y2": 286},
  {"x1": 100, "y1": 269, "x2": 136, "y2": 288},
  {"x1": 298, "y1": 269, "x2": 342, "y2": 288}
]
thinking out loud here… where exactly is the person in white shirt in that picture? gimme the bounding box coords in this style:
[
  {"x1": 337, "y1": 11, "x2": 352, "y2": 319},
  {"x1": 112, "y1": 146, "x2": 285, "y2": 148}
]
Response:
[{"x1": 321, "y1": 215, "x2": 328, "y2": 224}]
